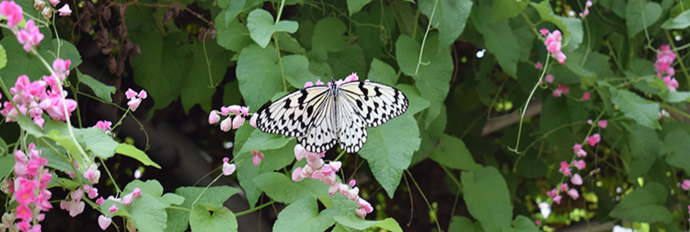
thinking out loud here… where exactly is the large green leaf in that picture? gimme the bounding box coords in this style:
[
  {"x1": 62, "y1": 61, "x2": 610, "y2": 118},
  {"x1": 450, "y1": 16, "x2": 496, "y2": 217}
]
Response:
[
  {"x1": 189, "y1": 205, "x2": 238, "y2": 232},
  {"x1": 359, "y1": 114, "x2": 421, "y2": 197},
  {"x1": 236, "y1": 44, "x2": 282, "y2": 111},
  {"x1": 611, "y1": 89, "x2": 661, "y2": 130},
  {"x1": 215, "y1": 13, "x2": 254, "y2": 52},
  {"x1": 76, "y1": 70, "x2": 115, "y2": 102},
  {"x1": 626, "y1": 0, "x2": 662, "y2": 37},
  {"x1": 448, "y1": 216, "x2": 481, "y2": 232},
  {"x1": 367, "y1": 58, "x2": 398, "y2": 86},
  {"x1": 395, "y1": 35, "x2": 452, "y2": 127},
  {"x1": 662, "y1": 9, "x2": 690, "y2": 29},
  {"x1": 625, "y1": 123, "x2": 661, "y2": 182},
  {"x1": 663, "y1": 129, "x2": 690, "y2": 175},
  {"x1": 247, "y1": 9, "x2": 299, "y2": 48},
  {"x1": 419, "y1": 0, "x2": 473, "y2": 52},
  {"x1": 429, "y1": 134, "x2": 481, "y2": 172},
  {"x1": 470, "y1": 6, "x2": 520, "y2": 77},
  {"x1": 609, "y1": 182, "x2": 672, "y2": 223},
  {"x1": 254, "y1": 172, "x2": 326, "y2": 203},
  {"x1": 166, "y1": 186, "x2": 241, "y2": 232},
  {"x1": 181, "y1": 40, "x2": 232, "y2": 113},
  {"x1": 273, "y1": 198, "x2": 337, "y2": 232},
  {"x1": 462, "y1": 166, "x2": 512, "y2": 232},
  {"x1": 312, "y1": 18, "x2": 349, "y2": 52}
]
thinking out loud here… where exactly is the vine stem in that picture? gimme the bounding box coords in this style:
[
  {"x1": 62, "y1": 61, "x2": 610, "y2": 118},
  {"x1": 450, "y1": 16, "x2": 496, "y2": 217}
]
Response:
[
  {"x1": 404, "y1": 169, "x2": 441, "y2": 232},
  {"x1": 274, "y1": 0, "x2": 288, "y2": 92},
  {"x1": 414, "y1": 0, "x2": 438, "y2": 75},
  {"x1": 508, "y1": 55, "x2": 550, "y2": 154},
  {"x1": 190, "y1": 173, "x2": 224, "y2": 208},
  {"x1": 235, "y1": 200, "x2": 276, "y2": 216}
]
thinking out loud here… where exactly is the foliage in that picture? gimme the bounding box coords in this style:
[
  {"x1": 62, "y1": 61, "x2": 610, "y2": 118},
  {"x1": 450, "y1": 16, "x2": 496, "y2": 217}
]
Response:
[{"x1": 2, "y1": 0, "x2": 690, "y2": 230}]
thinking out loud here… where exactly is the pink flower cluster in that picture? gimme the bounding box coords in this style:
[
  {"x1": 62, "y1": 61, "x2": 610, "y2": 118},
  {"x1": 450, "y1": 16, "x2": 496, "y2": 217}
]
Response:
[
  {"x1": 32, "y1": 0, "x2": 71, "y2": 20},
  {"x1": 4, "y1": 143, "x2": 53, "y2": 232},
  {"x1": 2, "y1": 59, "x2": 76, "y2": 128},
  {"x1": 125, "y1": 88, "x2": 147, "y2": 112},
  {"x1": 548, "y1": 141, "x2": 591, "y2": 205},
  {"x1": 579, "y1": 0, "x2": 592, "y2": 17},
  {"x1": 291, "y1": 144, "x2": 374, "y2": 219},
  {"x1": 655, "y1": 45, "x2": 679, "y2": 91},
  {"x1": 208, "y1": 105, "x2": 250, "y2": 131},
  {"x1": 15, "y1": 20, "x2": 44, "y2": 53},
  {"x1": 59, "y1": 163, "x2": 100, "y2": 218},
  {"x1": 93, "y1": 120, "x2": 113, "y2": 134},
  {"x1": 552, "y1": 84, "x2": 569, "y2": 97},
  {"x1": 0, "y1": 0, "x2": 22, "y2": 29},
  {"x1": 541, "y1": 29, "x2": 567, "y2": 64}
]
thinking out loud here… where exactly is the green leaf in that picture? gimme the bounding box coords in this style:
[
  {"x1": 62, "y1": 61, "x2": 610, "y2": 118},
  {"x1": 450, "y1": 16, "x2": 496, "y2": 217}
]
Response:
[
  {"x1": 531, "y1": 1, "x2": 583, "y2": 51},
  {"x1": 215, "y1": 13, "x2": 254, "y2": 52},
  {"x1": 663, "y1": 129, "x2": 690, "y2": 175},
  {"x1": 359, "y1": 114, "x2": 421, "y2": 197},
  {"x1": 236, "y1": 44, "x2": 281, "y2": 111},
  {"x1": 395, "y1": 35, "x2": 452, "y2": 127},
  {"x1": 347, "y1": 0, "x2": 373, "y2": 16},
  {"x1": 659, "y1": 91, "x2": 690, "y2": 102},
  {"x1": 470, "y1": 7, "x2": 520, "y2": 77},
  {"x1": 254, "y1": 172, "x2": 326, "y2": 203},
  {"x1": 419, "y1": 0, "x2": 473, "y2": 52},
  {"x1": 395, "y1": 84, "x2": 430, "y2": 115},
  {"x1": 237, "y1": 129, "x2": 291, "y2": 157},
  {"x1": 236, "y1": 135, "x2": 295, "y2": 207},
  {"x1": 78, "y1": 127, "x2": 119, "y2": 159},
  {"x1": 449, "y1": 216, "x2": 480, "y2": 232},
  {"x1": 462, "y1": 166, "x2": 512, "y2": 232},
  {"x1": 247, "y1": 9, "x2": 299, "y2": 48},
  {"x1": 76, "y1": 69, "x2": 114, "y2": 102},
  {"x1": 626, "y1": 123, "x2": 661, "y2": 182},
  {"x1": 327, "y1": 44, "x2": 367, "y2": 80},
  {"x1": 273, "y1": 198, "x2": 337, "y2": 232},
  {"x1": 278, "y1": 32, "x2": 307, "y2": 54},
  {"x1": 116, "y1": 144, "x2": 162, "y2": 168},
  {"x1": 0, "y1": 155, "x2": 13, "y2": 182},
  {"x1": 190, "y1": 205, "x2": 238, "y2": 232},
  {"x1": 166, "y1": 186, "x2": 241, "y2": 232},
  {"x1": 611, "y1": 88, "x2": 661, "y2": 130},
  {"x1": 181, "y1": 40, "x2": 232, "y2": 113},
  {"x1": 512, "y1": 215, "x2": 538, "y2": 232},
  {"x1": 429, "y1": 134, "x2": 481, "y2": 172},
  {"x1": 312, "y1": 18, "x2": 349, "y2": 52},
  {"x1": 283, "y1": 55, "x2": 320, "y2": 87},
  {"x1": 609, "y1": 182, "x2": 672, "y2": 223},
  {"x1": 124, "y1": 179, "x2": 165, "y2": 197},
  {"x1": 662, "y1": 10, "x2": 690, "y2": 29},
  {"x1": 130, "y1": 194, "x2": 169, "y2": 232},
  {"x1": 367, "y1": 58, "x2": 398, "y2": 86},
  {"x1": 44, "y1": 130, "x2": 85, "y2": 168},
  {"x1": 0, "y1": 43, "x2": 6, "y2": 70},
  {"x1": 626, "y1": 0, "x2": 662, "y2": 37}
]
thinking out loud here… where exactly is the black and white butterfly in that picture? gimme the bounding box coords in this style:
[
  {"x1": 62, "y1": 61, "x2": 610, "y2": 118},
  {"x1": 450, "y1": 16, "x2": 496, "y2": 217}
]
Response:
[{"x1": 256, "y1": 79, "x2": 408, "y2": 153}]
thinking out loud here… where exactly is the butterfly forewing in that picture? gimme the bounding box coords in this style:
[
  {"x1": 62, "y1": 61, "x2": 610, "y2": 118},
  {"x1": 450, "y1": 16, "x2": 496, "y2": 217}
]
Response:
[
  {"x1": 256, "y1": 86, "x2": 330, "y2": 137},
  {"x1": 256, "y1": 80, "x2": 408, "y2": 153},
  {"x1": 338, "y1": 81, "x2": 409, "y2": 127}
]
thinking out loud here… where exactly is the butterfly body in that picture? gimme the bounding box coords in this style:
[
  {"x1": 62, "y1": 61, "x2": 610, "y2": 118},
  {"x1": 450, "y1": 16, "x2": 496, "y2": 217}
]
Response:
[{"x1": 256, "y1": 80, "x2": 408, "y2": 153}]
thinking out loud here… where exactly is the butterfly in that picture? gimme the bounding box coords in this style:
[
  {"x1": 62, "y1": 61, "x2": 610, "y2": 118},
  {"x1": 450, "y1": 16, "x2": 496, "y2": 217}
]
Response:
[{"x1": 256, "y1": 79, "x2": 409, "y2": 153}]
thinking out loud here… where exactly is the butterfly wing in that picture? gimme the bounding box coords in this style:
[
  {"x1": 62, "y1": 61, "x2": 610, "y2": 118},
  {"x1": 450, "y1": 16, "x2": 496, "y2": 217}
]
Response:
[
  {"x1": 338, "y1": 81, "x2": 409, "y2": 127},
  {"x1": 336, "y1": 91, "x2": 368, "y2": 153},
  {"x1": 256, "y1": 86, "x2": 330, "y2": 137},
  {"x1": 297, "y1": 92, "x2": 338, "y2": 153}
]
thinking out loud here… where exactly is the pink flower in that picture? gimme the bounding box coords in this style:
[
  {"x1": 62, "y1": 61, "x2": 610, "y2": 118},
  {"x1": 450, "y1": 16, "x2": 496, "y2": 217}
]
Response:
[
  {"x1": 586, "y1": 0, "x2": 592, "y2": 7},
  {"x1": 583, "y1": 92, "x2": 590, "y2": 100},
  {"x1": 0, "y1": 0, "x2": 23, "y2": 29},
  {"x1": 109, "y1": 204, "x2": 118, "y2": 213},
  {"x1": 553, "y1": 84, "x2": 569, "y2": 97},
  {"x1": 93, "y1": 120, "x2": 112, "y2": 131},
  {"x1": 559, "y1": 183, "x2": 569, "y2": 192},
  {"x1": 544, "y1": 30, "x2": 562, "y2": 53},
  {"x1": 535, "y1": 62, "x2": 543, "y2": 70},
  {"x1": 328, "y1": 161, "x2": 341, "y2": 172},
  {"x1": 345, "y1": 73, "x2": 359, "y2": 82},
  {"x1": 249, "y1": 113, "x2": 258, "y2": 128},
  {"x1": 572, "y1": 160, "x2": 586, "y2": 170},
  {"x1": 356, "y1": 208, "x2": 367, "y2": 219},
  {"x1": 294, "y1": 144, "x2": 308, "y2": 161},
  {"x1": 576, "y1": 149, "x2": 587, "y2": 158},
  {"x1": 15, "y1": 20, "x2": 45, "y2": 52},
  {"x1": 68, "y1": 200, "x2": 85, "y2": 217},
  {"x1": 567, "y1": 188, "x2": 579, "y2": 199},
  {"x1": 539, "y1": 28, "x2": 549, "y2": 36},
  {"x1": 138, "y1": 90, "x2": 147, "y2": 99},
  {"x1": 571, "y1": 173, "x2": 583, "y2": 185},
  {"x1": 52, "y1": 58, "x2": 71, "y2": 78},
  {"x1": 553, "y1": 51, "x2": 567, "y2": 64},
  {"x1": 127, "y1": 98, "x2": 142, "y2": 111},
  {"x1": 96, "y1": 197, "x2": 105, "y2": 205},
  {"x1": 98, "y1": 215, "x2": 112, "y2": 230},
  {"x1": 292, "y1": 167, "x2": 304, "y2": 182},
  {"x1": 655, "y1": 45, "x2": 677, "y2": 78},
  {"x1": 232, "y1": 115, "x2": 245, "y2": 129},
  {"x1": 121, "y1": 193, "x2": 133, "y2": 206},
  {"x1": 328, "y1": 184, "x2": 339, "y2": 197},
  {"x1": 49, "y1": 0, "x2": 59, "y2": 6},
  {"x1": 682, "y1": 179, "x2": 690, "y2": 190},
  {"x1": 346, "y1": 187, "x2": 360, "y2": 201},
  {"x1": 208, "y1": 110, "x2": 220, "y2": 124},
  {"x1": 226, "y1": 105, "x2": 242, "y2": 115},
  {"x1": 547, "y1": 188, "x2": 557, "y2": 197},
  {"x1": 220, "y1": 117, "x2": 232, "y2": 132},
  {"x1": 16, "y1": 205, "x2": 33, "y2": 221},
  {"x1": 304, "y1": 81, "x2": 314, "y2": 88},
  {"x1": 586, "y1": 133, "x2": 601, "y2": 146},
  {"x1": 315, "y1": 79, "x2": 324, "y2": 86},
  {"x1": 559, "y1": 161, "x2": 571, "y2": 176},
  {"x1": 544, "y1": 74, "x2": 554, "y2": 83},
  {"x1": 663, "y1": 76, "x2": 679, "y2": 92},
  {"x1": 83, "y1": 164, "x2": 101, "y2": 184},
  {"x1": 349, "y1": 179, "x2": 356, "y2": 187},
  {"x1": 240, "y1": 106, "x2": 249, "y2": 116},
  {"x1": 598, "y1": 120, "x2": 608, "y2": 128},
  {"x1": 572, "y1": 143, "x2": 582, "y2": 152},
  {"x1": 132, "y1": 188, "x2": 142, "y2": 198},
  {"x1": 222, "y1": 162, "x2": 235, "y2": 176},
  {"x1": 251, "y1": 150, "x2": 264, "y2": 166},
  {"x1": 125, "y1": 88, "x2": 138, "y2": 99},
  {"x1": 553, "y1": 195, "x2": 562, "y2": 204}
]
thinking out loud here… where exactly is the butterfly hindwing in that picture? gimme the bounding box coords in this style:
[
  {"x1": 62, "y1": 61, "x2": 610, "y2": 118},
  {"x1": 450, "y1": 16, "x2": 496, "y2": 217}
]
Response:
[
  {"x1": 338, "y1": 81, "x2": 409, "y2": 127},
  {"x1": 297, "y1": 92, "x2": 338, "y2": 153},
  {"x1": 256, "y1": 86, "x2": 330, "y2": 137},
  {"x1": 336, "y1": 92, "x2": 368, "y2": 153}
]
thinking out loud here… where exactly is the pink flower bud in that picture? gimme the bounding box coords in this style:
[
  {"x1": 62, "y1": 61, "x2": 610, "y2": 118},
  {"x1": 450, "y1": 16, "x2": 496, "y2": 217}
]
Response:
[
  {"x1": 292, "y1": 167, "x2": 304, "y2": 182},
  {"x1": 539, "y1": 28, "x2": 549, "y2": 36},
  {"x1": 138, "y1": 90, "x2": 147, "y2": 99},
  {"x1": 71, "y1": 188, "x2": 83, "y2": 200},
  {"x1": 208, "y1": 110, "x2": 220, "y2": 124},
  {"x1": 251, "y1": 150, "x2": 264, "y2": 166},
  {"x1": 109, "y1": 204, "x2": 117, "y2": 213},
  {"x1": 227, "y1": 105, "x2": 242, "y2": 115},
  {"x1": 349, "y1": 179, "x2": 356, "y2": 187},
  {"x1": 329, "y1": 161, "x2": 341, "y2": 172},
  {"x1": 294, "y1": 144, "x2": 308, "y2": 161},
  {"x1": 232, "y1": 115, "x2": 245, "y2": 129},
  {"x1": 220, "y1": 117, "x2": 232, "y2": 132},
  {"x1": 315, "y1": 79, "x2": 324, "y2": 86},
  {"x1": 328, "y1": 184, "x2": 339, "y2": 197},
  {"x1": 57, "y1": 4, "x2": 71, "y2": 16},
  {"x1": 576, "y1": 149, "x2": 587, "y2": 158},
  {"x1": 356, "y1": 208, "x2": 367, "y2": 219},
  {"x1": 567, "y1": 189, "x2": 579, "y2": 200},
  {"x1": 250, "y1": 113, "x2": 258, "y2": 128},
  {"x1": 598, "y1": 120, "x2": 608, "y2": 128},
  {"x1": 553, "y1": 195, "x2": 562, "y2": 204},
  {"x1": 96, "y1": 197, "x2": 105, "y2": 205},
  {"x1": 127, "y1": 98, "x2": 142, "y2": 112},
  {"x1": 571, "y1": 173, "x2": 583, "y2": 185},
  {"x1": 223, "y1": 163, "x2": 236, "y2": 176},
  {"x1": 586, "y1": 133, "x2": 601, "y2": 146},
  {"x1": 121, "y1": 193, "x2": 133, "y2": 206},
  {"x1": 682, "y1": 179, "x2": 690, "y2": 190},
  {"x1": 583, "y1": 92, "x2": 591, "y2": 100},
  {"x1": 132, "y1": 188, "x2": 142, "y2": 198},
  {"x1": 304, "y1": 82, "x2": 314, "y2": 88},
  {"x1": 98, "y1": 215, "x2": 112, "y2": 230},
  {"x1": 69, "y1": 200, "x2": 85, "y2": 217},
  {"x1": 125, "y1": 88, "x2": 138, "y2": 99},
  {"x1": 545, "y1": 74, "x2": 554, "y2": 83}
]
